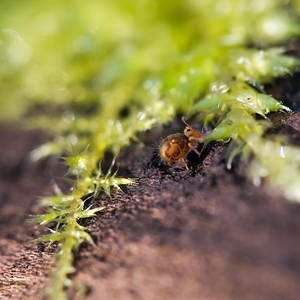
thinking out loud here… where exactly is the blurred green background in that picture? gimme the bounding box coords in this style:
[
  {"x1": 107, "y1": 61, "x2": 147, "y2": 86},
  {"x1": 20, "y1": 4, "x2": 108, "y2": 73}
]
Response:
[{"x1": 1, "y1": 0, "x2": 300, "y2": 121}]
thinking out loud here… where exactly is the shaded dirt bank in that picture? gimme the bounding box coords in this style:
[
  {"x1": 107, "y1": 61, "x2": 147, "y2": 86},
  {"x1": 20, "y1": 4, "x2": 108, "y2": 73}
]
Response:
[{"x1": 1, "y1": 116, "x2": 300, "y2": 299}]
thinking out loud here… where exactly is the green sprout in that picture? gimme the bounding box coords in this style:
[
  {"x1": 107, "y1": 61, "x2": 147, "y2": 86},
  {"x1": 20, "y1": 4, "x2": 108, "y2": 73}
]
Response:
[{"x1": 32, "y1": 157, "x2": 133, "y2": 300}]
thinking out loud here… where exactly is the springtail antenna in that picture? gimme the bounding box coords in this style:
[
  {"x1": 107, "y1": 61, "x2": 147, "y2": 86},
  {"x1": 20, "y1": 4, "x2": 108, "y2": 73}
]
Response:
[{"x1": 181, "y1": 116, "x2": 192, "y2": 127}]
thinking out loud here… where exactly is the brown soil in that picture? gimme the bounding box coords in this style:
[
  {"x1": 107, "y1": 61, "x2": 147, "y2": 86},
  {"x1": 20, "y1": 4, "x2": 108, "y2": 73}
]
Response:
[
  {"x1": 1, "y1": 96, "x2": 300, "y2": 299},
  {"x1": 0, "y1": 125, "x2": 62, "y2": 299},
  {"x1": 73, "y1": 112, "x2": 300, "y2": 300}
]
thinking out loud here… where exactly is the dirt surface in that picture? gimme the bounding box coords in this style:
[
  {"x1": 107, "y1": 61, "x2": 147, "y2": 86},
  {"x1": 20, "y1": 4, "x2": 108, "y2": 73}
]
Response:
[
  {"x1": 72, "y1": 113, "x2": 300, "y2": 300},
  {"x1": 0, "y1": 125, "x2": 62, "y2": 299},
  {"x1": 1, "y1": 110, "x2": 300, "y2": 298}
]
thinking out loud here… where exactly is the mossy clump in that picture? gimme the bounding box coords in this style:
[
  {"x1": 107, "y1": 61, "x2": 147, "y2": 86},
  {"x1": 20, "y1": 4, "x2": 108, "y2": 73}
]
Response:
[{"x1": 1, "y1": 0, "x2": 300, "y2": 299}]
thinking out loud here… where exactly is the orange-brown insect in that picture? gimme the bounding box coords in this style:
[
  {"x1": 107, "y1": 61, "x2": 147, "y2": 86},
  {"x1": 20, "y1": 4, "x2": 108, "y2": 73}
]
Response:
[{"x1": 159, "y1": 117, "x2": 204, "y2": 169}]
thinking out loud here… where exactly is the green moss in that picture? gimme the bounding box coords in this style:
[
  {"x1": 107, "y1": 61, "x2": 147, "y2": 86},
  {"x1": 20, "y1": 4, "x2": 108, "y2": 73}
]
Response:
[{"x1": 1, "y1": 0, "x2": 300, "y2": 299}]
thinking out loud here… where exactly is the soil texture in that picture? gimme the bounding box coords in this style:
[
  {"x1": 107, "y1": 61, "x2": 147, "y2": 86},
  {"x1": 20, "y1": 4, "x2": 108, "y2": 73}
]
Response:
[{"x1": 1, "y1": 106, "x2": 300, "y2": 299}]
